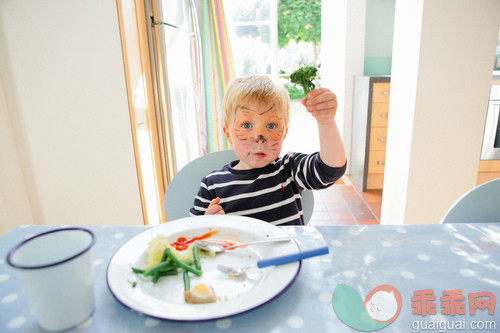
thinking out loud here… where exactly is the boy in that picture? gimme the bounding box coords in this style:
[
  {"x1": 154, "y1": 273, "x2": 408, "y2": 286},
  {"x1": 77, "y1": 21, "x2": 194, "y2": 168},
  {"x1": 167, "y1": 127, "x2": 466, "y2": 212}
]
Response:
[{"x1": 190, "y1": 75, "x2": 346, "y2": 225}]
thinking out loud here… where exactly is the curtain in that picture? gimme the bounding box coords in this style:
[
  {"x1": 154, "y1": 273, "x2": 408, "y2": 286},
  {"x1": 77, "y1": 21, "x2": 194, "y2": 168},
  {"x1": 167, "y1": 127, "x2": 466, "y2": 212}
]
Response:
[{"x1": 195, "y1": 0, "x2": 235, "y2": 154}]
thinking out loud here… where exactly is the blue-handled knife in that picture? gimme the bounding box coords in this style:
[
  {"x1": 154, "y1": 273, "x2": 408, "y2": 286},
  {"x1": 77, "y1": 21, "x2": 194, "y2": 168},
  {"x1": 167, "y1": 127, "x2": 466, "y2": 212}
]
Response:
[{"x1": 257, "y1": 246, "x2": 330, "y2": 268}]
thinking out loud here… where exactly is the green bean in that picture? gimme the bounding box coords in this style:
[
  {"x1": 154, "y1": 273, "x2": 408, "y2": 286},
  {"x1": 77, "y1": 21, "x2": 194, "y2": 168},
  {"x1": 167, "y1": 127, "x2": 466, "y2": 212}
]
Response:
[
  {"x1": 183, "y1": 270, "x2": 190, "y2": 291},
  {"x1": 192, "y1": 245, "x2": 202, "y2": 270},
  {"x1": 158, "y1": 270, "x2": 179, "y2": 277},
  {"x1": 131, "y1": 267, "x2": 145, "y2": 274},
  {"x1": 159, "y1": 249, "x2": 169, "y2": 262},
  {"x1": 164, "y1": 248, "x2": 203, "y2": 276},
  {"x1": 143, "y1": 260, "x2": 175, "y2": 277},
  {"x1": 153, "y1": 248, "x2": 170, "y2": 281},
  {"x1": 152, "y1": 268, "x2": 179, "y2": 283}
]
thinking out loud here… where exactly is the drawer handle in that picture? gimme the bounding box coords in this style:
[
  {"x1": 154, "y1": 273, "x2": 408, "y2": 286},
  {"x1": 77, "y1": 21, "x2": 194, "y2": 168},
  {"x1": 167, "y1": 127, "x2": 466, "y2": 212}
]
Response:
[
  {"x1": 378, "y1": 137, "x2": 387, "y2": 142},
  {"x1": 380, "y1": 113, "x2": 388, "y2": 118},
  {"x1": 377, "y1": 160, "x2": 385, "y2": 165},
  {"x1": 382, "y1": 90, "x2": 390, "y2": 95}
]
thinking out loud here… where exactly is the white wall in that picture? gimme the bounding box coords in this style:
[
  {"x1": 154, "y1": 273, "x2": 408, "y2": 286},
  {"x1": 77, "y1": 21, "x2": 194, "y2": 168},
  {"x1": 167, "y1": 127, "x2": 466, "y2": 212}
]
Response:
[
  {"x1": 364, "y1": 0, "x2": 395, "y2": 59},
  {"x1": 364, "y1": 0, "x2": 395, "y2": 75},
  {"x1": 0, "y1": 74, "x2": 35, "y2": 231},
  {"x1": 321, "y1": 0, "x2": 366, "y2": 173},
  {"x1": 381, "y1": 0, "x2": 500, "y2": 224},
  {"x1": 0, "y1": 0, "x2": 143, "y2": 235}
]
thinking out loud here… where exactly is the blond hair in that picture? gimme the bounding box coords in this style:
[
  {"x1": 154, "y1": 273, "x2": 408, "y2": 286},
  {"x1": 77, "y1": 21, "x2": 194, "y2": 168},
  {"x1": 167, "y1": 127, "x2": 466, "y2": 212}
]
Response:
[{"x1": 223, "y1": 75, "x2": 290, "y2": 128}]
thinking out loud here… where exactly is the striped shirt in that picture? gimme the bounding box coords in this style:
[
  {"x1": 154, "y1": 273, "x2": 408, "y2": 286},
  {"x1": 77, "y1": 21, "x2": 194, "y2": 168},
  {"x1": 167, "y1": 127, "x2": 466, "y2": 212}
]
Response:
[{"x1": 190, "y1": 152, "x2": 346, "y2": 225}]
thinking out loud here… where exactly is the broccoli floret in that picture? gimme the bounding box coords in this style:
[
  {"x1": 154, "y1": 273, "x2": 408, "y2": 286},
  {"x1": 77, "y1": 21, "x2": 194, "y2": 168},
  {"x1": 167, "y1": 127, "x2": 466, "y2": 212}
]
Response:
[{"x1": 289, "y1": 66, "x2": 318, "y2": 100}]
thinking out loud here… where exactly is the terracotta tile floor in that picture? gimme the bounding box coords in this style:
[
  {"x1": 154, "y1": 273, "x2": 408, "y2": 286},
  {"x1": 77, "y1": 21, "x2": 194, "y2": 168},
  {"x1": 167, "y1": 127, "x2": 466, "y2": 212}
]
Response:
[{"x1": 308, "y1": 176, "x2": 382, "y2": 226}]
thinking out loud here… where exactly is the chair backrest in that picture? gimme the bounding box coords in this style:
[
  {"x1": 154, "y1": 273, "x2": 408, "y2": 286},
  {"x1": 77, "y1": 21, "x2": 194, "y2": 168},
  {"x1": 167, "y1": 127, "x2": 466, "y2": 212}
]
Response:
[
  {"x1": 163, "y1": 150, "x2": 315, "y2": 224},
  {"x1": 440, "y1": 178, "x2": 500, "y2": 223}
]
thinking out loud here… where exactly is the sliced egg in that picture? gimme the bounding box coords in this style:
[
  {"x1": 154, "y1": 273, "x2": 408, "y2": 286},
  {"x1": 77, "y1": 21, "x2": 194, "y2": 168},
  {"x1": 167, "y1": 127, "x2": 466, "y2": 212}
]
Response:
[{"x1": 184, "y1": 283, "x2": 217, "y2": 304}]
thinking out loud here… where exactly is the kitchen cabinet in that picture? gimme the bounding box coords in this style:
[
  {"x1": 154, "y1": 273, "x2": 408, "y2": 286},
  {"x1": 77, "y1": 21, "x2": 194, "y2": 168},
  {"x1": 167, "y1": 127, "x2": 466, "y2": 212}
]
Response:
[
  {"x1": 351, "y1": 76, "x2": 390, "y2": 191},
  {"x1": 477, "y1": 160, "x2": 500, "y2": 185},
  {"x1": 477, "y1": 79, "x2": 500, "y2": 185}
]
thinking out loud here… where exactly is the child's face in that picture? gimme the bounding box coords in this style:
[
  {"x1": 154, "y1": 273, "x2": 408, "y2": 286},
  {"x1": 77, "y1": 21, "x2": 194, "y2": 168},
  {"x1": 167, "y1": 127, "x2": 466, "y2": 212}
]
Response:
[{"x1": 224, "y1": 100, "x2": 288, "y2": 170}]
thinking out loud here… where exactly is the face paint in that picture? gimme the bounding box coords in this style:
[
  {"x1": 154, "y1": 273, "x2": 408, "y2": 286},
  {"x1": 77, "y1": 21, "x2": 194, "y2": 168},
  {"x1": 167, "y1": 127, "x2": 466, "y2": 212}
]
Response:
[
  {"x1": 232, "y1": 105, "x2": 285, "y2": 141},
  {"x1": 224, "y1": 101, "x2": 288, "y2": 170}
]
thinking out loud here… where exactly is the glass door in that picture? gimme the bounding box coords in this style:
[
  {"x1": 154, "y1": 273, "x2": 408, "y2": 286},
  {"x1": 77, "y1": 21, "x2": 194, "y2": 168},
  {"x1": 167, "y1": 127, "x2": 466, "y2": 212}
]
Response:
[{"x1": 147, "y1": 0, "x2": 202, "y2": 180}]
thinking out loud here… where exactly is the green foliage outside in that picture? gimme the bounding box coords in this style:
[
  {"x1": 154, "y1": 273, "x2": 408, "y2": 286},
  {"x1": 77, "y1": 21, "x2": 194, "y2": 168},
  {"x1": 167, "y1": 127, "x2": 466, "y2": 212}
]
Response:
[
  {"x1": 278, "y1": 0, "x2": 321, "y2": 99},
  {"x1": 278, "y1": 0, "x2": 321, "y2": 49},
  {"x1": 284, "y1": 83, "x2": 305, "y2": 99}
]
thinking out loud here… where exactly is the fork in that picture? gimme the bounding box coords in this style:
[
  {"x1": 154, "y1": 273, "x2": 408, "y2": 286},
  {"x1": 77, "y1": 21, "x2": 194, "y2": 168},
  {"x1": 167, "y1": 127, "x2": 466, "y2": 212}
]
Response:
[{"x1": 217, "y1": 246, "x2": 330, "y2": 276}]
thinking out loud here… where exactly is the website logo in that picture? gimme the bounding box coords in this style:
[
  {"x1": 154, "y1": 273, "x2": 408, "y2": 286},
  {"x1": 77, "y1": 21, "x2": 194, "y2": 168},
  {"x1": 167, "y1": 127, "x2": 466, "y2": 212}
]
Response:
[
  {"x1": 410, "y1": 289, "x2": 496, "y2": 332},
  {"x1": 333, "y1": 284, "x2": 402, "y2": 331}
]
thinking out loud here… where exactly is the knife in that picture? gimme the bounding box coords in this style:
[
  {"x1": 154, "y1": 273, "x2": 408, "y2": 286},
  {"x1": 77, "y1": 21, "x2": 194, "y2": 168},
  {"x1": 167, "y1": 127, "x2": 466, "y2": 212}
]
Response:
[{"x1": 257, "y1": 246, "x2": 330, "y2": 268}]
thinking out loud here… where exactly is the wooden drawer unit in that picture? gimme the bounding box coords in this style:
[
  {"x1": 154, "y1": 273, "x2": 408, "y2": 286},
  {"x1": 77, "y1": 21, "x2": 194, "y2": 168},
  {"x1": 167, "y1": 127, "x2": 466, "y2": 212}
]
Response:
[
  {"x1": 368, "y1": 150, "x2": 387, "y2": 174},
  {"x1": 372, "y1": 82, "x2": 391, "y2": 103},
  {"x1": 351, "y1": 76, "x2": 391, "y2": 191},
  {"x1": 369, "y1": 127, "x2": 388, "y2": 151},
  {"x1": 370, "y1": 103, "x2": 390, "y2": 127}
]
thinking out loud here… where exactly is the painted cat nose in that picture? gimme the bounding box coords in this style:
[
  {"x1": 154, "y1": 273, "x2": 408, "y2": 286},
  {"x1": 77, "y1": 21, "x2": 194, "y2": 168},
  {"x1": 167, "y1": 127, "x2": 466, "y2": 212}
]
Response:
[{"x1": 255, "y1": 134, "x2": 267, "y2": 142}]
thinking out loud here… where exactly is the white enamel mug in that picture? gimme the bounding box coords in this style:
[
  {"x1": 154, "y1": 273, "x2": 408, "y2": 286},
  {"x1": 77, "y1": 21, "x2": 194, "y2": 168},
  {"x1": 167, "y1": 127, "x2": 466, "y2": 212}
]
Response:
[{"x1": 7, "y1": 227, "x2": 95, "y2": 331}]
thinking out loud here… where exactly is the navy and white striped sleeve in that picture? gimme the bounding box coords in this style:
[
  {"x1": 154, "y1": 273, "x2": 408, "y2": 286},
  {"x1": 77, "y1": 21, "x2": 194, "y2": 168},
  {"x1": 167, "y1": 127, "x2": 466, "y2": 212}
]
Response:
[{"x1": 288, "y1": 152, "x2": 346, "y2": 190}]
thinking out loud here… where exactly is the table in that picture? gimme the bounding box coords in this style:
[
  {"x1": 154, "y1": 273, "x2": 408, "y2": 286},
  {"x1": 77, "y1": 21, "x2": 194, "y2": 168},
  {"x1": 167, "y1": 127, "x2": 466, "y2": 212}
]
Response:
[{"x1": 1, "y1": 223, "x2": 499, "y2": 332}]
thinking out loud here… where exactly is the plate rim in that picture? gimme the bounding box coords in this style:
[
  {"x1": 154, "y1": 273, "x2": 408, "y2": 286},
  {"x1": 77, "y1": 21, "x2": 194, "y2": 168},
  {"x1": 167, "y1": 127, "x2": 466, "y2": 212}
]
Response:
[{"x1": 106, "y1": 215, "x2": 301, "y2": 321}]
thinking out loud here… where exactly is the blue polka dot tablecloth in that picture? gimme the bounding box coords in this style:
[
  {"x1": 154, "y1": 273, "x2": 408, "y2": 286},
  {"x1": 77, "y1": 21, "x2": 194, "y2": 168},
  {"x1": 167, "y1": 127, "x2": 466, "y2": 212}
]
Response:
[{"x1": 1, "y1": 223, "x2": 499, "y2": 332}]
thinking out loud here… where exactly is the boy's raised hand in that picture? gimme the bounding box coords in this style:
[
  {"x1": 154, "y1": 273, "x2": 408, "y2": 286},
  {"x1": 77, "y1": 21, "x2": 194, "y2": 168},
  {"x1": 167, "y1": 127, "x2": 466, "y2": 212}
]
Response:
[
  {"x1": 301, "y1": 88, "x2": 338, "y2": 125},
  {"x1": 301, "y1": 87, "x2": 346, "y2": 168}
]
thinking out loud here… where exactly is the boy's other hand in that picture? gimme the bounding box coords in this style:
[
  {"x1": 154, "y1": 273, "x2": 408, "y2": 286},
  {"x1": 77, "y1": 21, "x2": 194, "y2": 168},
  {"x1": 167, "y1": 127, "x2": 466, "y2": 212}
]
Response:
[
  {"x1": 301, "y1": 88, "x2": 338, "y2": 125},
  {"x1": 205, "y1": 197, "x2": 225, "y2": 215}
]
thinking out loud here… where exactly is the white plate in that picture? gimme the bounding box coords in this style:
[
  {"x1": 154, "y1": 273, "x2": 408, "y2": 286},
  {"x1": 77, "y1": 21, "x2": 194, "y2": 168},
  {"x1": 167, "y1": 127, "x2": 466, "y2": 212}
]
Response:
[{"x1": 106, "y1": 215, "x2": 301, "y2": 321}]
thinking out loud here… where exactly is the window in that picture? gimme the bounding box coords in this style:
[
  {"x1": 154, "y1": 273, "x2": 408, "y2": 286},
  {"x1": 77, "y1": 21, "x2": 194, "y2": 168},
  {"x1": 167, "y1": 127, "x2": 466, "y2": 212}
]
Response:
[{"x1": 223, "y1": 0, "x2": 278, "y2": 79}]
